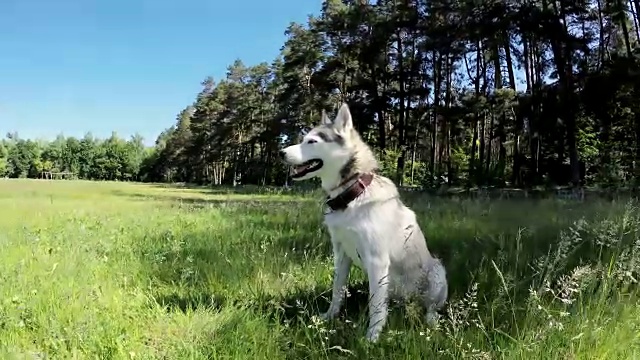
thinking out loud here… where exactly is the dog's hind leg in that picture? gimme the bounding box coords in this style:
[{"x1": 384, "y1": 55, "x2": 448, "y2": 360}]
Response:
[
  {"x1": 320, "y1": 245, "x2": 352, "y2": 321},
  {"x1": 364, "y1": 257, "x2": 391, "y2": 342},
  {"x1": 421, "y1": 258, "x2": 448, "y2": 326}
]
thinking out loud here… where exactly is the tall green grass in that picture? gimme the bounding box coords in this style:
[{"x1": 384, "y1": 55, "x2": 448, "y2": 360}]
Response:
[{"x1": 0, "y1": 179, "x2": 639, "y2": 359}]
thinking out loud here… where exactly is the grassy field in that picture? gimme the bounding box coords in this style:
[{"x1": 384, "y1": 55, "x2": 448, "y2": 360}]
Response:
[{"x1": 0, "y1": 179, "x2": 639, "y2": 359}]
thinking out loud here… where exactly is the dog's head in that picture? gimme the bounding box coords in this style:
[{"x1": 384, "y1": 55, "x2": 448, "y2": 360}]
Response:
[{"x1": 280, "y1": 103, "x2": 356, "y2": 181}]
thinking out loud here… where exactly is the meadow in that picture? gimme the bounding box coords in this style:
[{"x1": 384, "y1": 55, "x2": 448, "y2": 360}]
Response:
[{"x1": 0, "y1": 179, "x2": 639, "y2": 359}]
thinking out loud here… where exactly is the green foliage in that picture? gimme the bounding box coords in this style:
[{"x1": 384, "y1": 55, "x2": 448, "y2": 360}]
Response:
[
  {"x1": 0, "y1": 142, "x2": 8, "y2": 177},
  {"x1": 132, "y1": 0, "x2": 640, "y2": 189},
  {"x1": 0, "y1": 133, "x2": 147, "y2": 181}
]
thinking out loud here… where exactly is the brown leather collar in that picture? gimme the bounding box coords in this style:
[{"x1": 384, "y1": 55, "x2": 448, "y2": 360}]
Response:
[{"x1": 325, "y1": 173, "x2": 374, "y2": 211}]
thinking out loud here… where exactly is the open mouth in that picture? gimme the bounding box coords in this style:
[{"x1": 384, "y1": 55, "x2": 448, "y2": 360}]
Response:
[{"x1": 290, "y1": 159, "x2": 323, "y2": 178}]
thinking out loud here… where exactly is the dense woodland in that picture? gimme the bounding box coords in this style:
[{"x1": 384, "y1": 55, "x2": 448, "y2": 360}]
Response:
[{"x1": 2, "y1": 0, "x2": 640, "y2": 189}]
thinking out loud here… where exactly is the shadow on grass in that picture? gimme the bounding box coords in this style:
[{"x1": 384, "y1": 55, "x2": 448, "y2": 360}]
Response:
[
  {"x1": 110, "y1": 189, "x2": 315, "y2": 211},
  {"x1": 136, "y1": 182, "x2": 320, "y2": 196},
  {"x1": 150, "y1": 282, "x2": 373, "y2": 325}
]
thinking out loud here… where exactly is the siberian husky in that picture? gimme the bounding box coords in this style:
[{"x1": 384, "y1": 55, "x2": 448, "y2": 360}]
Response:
[{"x1": 280, "y1": 103, "x2": 448, "y2": 342}]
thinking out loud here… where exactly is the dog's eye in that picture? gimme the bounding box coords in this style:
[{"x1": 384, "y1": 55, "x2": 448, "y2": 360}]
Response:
[{"x1": 306, "y1": 139, "x2": 317, "y2": 144}]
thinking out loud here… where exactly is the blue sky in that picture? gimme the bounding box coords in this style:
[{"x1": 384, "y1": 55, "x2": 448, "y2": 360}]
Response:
[{"x1": 0, "y1": 0, "x2": 321, "y2": 146}]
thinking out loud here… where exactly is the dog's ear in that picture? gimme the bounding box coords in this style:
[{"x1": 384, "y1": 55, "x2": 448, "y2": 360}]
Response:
[
  {"x1": 334, "y1": 103, "x2": 353, "y2": 133},
  {"x1": 320, "y1": 110, "x2": 332, "y2": 126}
]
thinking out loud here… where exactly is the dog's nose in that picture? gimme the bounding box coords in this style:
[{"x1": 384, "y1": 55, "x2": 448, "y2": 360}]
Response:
[{"x1": 279, "y1": 150, "x2": 286, "y2": 159}]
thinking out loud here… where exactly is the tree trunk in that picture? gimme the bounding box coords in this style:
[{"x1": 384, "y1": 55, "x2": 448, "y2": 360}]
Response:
[
  {"x1": 468, "y1": 41, "x2": 482, "y2": 185},
  {"x1": 430, "y1": 50, "x2": 442, "y2": 178},
  {"x1": 445, "y1": 55, "x2": 453, "y2": 185},
  {"x1": 395, "y1": 29, "x2": 407, "y2": 186}
]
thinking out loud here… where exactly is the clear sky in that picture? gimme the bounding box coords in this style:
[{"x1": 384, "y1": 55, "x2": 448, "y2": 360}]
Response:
[{"x1": 0, "y1": 0, "x2": 321, "y2": 146}]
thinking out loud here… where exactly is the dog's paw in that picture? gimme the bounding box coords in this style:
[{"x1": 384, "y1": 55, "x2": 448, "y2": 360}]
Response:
[
  {"x1": 365, "y1": 326, "x2": 382, "y2": 342},
  {"x1": 319, "y1": 310, "x2": 337, "y2": 321},
  {"x1": 425, "y1": 311, "x2": 440, "y2": 326}
]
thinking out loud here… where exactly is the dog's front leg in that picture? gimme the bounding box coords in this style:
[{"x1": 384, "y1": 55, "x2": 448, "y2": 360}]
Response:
[
  {"x1": 320, "y1": 245, "x2": 352, "y2": 320},
  {"x1": 365, "y1": 257, "x2": 390, "y2": 342}
]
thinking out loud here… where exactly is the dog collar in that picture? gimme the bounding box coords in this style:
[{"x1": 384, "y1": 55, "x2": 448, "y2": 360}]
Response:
[{"x1": 325, "y1": 173, "x2": 374, "y2": 211}]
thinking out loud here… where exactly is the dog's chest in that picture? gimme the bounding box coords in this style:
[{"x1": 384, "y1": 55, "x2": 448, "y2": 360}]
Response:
[
  {"x1": 328, "y1": 225, "x2": 365, "y2": 267},
  {"x1": 343, "y1": 227, "x2": 365, "y2": 260},
  {"x1": 324, "y1": 211, "x2": 374, "y2": 268}
]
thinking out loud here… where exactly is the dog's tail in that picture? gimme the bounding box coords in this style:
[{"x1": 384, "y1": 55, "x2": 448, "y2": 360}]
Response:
[{"x1": 425, "y1": 257, "x2": 448, "y2": 310}]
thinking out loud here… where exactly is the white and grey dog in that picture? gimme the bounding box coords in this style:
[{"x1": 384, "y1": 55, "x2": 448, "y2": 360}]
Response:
[{"x1": 280, "y1": 103, "x2": 448, "y2": 342}]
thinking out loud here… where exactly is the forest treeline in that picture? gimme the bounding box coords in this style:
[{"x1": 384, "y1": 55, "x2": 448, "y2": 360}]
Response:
[{"x1": 2, "y1": 0, "x2": 640, "y2": 189}]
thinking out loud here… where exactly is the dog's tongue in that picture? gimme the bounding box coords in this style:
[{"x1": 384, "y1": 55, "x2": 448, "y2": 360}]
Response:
[{"x1": 291, "y1": 164, "x2": 310, "y2": 175}]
